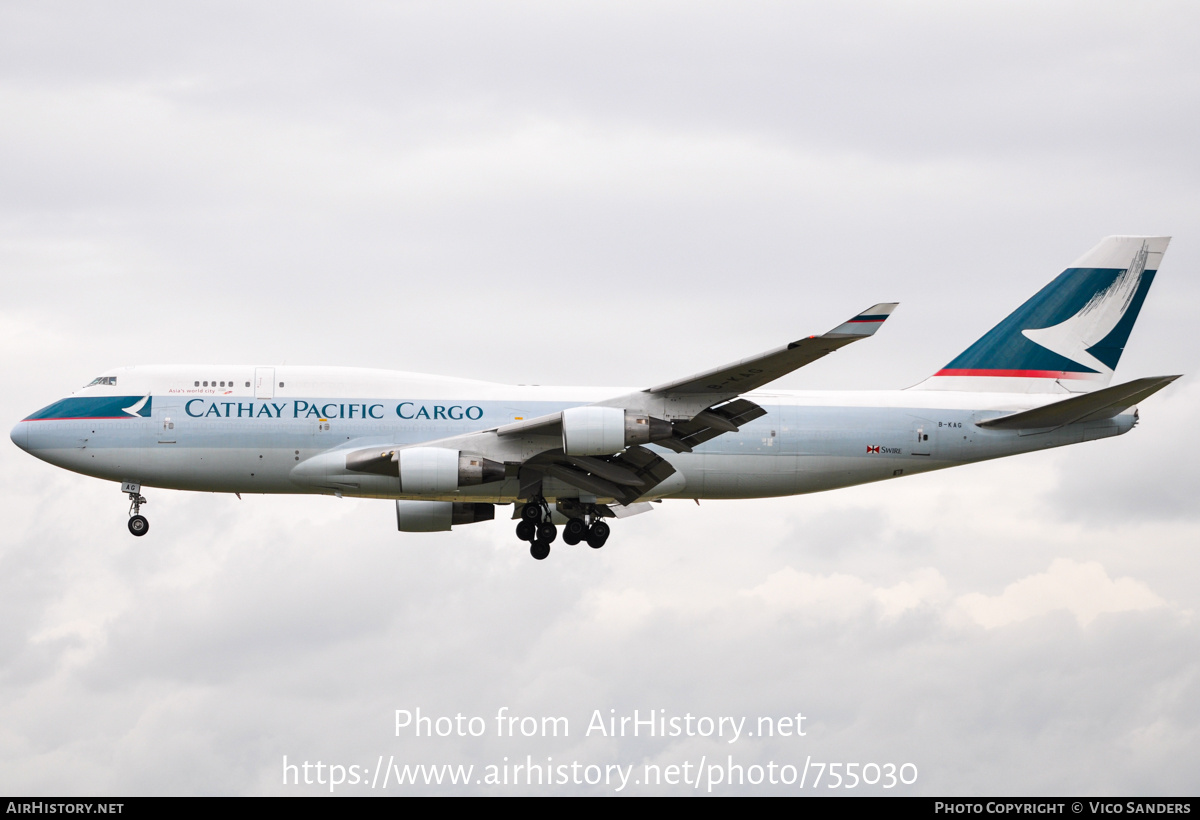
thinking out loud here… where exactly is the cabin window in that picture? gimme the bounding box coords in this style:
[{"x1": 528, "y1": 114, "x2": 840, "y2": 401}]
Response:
[{"x1": 194, "y1": 381, "x2": 199, "y2": 387}]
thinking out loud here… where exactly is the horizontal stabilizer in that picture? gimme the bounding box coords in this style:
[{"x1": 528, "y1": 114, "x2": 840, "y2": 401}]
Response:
[{"x1": 977, "y1": 375, "x2": 1180, "y2": 430}]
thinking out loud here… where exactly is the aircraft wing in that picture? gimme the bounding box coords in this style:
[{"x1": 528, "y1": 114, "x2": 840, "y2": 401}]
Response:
[
  {"x1": 495, "y1": 302, "x2": 899, "y2": 438},
  {"x1": 347, "y1": 302, "x2": 898, "y2": 502}
]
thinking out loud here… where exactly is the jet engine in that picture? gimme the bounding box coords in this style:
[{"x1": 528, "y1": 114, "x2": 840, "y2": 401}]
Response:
[
  {"x1": 560, "y1": 406, "x2": 672, "y2": 456},
  {"x1": 345, "y1": 446, "x2": 505, "y2": 493},
  {"x1": 395, "y1": 500, "x2": 495, "y2": 532}
]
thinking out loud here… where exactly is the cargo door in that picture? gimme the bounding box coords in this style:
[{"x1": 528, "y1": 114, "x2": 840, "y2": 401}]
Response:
[
  {"x1": 912, "y1": 421, "x2": 933, "y2": 457},
  {"x1": 255, "y1": 367, "x2": 275, "y2": 400}
]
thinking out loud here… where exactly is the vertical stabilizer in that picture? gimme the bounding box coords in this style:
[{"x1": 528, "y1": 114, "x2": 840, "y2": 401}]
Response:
[{"x1": 911, "y1": 236, "x2": 1169, "y2": 393}]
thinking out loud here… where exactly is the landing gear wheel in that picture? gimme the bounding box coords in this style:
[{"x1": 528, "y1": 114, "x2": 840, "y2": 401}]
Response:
[
  {"x1": 586, "y1": 519, "x2": 610, "y2": 549},
  {"x1": 516, "y1": 520, "x2": 536, "y2": 542},
  {"x1": 563, "y1": 518, "x2": 586, "y2": 546},
  {"x1": 125, "y1": 489, "x2": 148, "y2": 536},
  {"x1": 537, "y1": 522, "x2": 557, "y2": 544},
  {"x1": 521, "y1": 503, "x2": 543, "y2": 523},
  {"x1": 530, "y1": 540, "x2": 550, "y2": 560}
]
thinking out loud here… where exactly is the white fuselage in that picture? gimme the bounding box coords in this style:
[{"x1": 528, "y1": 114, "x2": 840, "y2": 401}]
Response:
[{"x1": 11, "y1": 365, "x2": 1135, "y2": 504}]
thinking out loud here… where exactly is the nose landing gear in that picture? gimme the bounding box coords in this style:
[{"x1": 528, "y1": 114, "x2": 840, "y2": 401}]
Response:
[{"x1": 123, "y1": 482, "x2": 149, "y2": 537}]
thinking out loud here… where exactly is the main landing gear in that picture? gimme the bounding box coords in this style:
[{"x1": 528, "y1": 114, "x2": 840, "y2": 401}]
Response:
[
  {"x1": 125, "y1": 483, "x2": 149, "y2": 537},
  {"x1": 563, "y1": 517, "x2": 609, "y2": 549},
  {"x1": 515, "y1": 497, "x2": 611, "y2": 560},
  {"x1": 515, "y1": 497, "x2": 554, "y2": 560}
]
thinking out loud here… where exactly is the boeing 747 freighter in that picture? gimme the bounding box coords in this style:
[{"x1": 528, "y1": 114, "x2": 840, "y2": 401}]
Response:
[{"x1": 11, "y1": 236, "x2": 1179, "y2": 559}]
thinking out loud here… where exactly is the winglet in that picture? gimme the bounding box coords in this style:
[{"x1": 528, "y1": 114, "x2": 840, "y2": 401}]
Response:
[
  {"x1": 824, "y1": 303, "x2": 898, "y2": 338},
  {"x1": 647, "y1": 302, "x2": 899, "y2": 396}
]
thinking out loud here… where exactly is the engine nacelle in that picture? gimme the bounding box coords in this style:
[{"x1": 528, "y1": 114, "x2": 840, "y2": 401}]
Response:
[
  {"x1": 397, "y1": 447, "x2": 505, "y2": 493},
  {"x1": 395, "y1": 500, "x2": 495, "y2": 532},
  {"x1": 561, "y1": 406, "x2": 672, "y2": 456}
]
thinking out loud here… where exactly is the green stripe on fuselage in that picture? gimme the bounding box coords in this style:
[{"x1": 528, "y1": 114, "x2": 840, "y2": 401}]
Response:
[{"x1": 25, "y1": 396, "x2": 152, "y2": 420}]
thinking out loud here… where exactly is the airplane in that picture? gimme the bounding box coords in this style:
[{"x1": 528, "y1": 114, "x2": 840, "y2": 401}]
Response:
[{"x1": 10, "y1": 236, "x2": 1180, "y2": 560}]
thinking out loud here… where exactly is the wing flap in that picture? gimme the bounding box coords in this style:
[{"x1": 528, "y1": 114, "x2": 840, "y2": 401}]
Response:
[
  {"x1": 653, "y1": 398, "x2": 767, "y2": 453},
  {"x1": 542, "y1": 463, "x2": 629, "y2": 500},
  {"x1": 520, "y1": 445, "x2": 678, "y2": 504},
  {"x1": 977, "y1": 375, "x2": 1180, "y2": 430},
  {"x1": 606, "y1": 501, "x2": 655, "y2": 518}
]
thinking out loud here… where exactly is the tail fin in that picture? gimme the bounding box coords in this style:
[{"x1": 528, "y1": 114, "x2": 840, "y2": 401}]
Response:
[{"x1": 912, "y1": 236, "x2": 1169, "y2": 393}]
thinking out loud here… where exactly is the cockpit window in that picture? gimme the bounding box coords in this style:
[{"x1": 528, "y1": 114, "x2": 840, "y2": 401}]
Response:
[{"x1": 85, "y1": 376, "x2": 118, "y2": 387}]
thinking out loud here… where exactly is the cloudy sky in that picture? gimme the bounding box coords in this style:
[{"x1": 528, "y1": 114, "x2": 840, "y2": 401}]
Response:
[{"x1": 2, "y1": 1, "x2": 1198, "y2": 795}]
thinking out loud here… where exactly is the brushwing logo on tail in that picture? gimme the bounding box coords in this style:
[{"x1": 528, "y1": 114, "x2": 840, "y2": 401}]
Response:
[
  {"x1": 1020, "y1": 241, "x2": 1149, "y2": 376},
  {"x1": 915, "y1": 235, "x2": 1167, "y2": 393}
]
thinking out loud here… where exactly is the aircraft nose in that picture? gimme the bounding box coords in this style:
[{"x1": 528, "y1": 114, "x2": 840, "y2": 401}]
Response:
[{"x1": 10, "y1": 420, "x2": 29, "y2": 452}]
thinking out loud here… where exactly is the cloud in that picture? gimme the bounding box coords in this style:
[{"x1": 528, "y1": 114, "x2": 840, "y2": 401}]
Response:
[
  {"x1": 955, "y1": 559, "x2": 1170, "y2": 629},
  {"x1": 739, "y1": 559, "x2": 1173, "y2": 631},
  {"x1": 3, "y1": 0, "x2": 1200, "y2": 796},
  {"x1": 744, "y1": 565, "x2": 951, "y2": 621}
]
